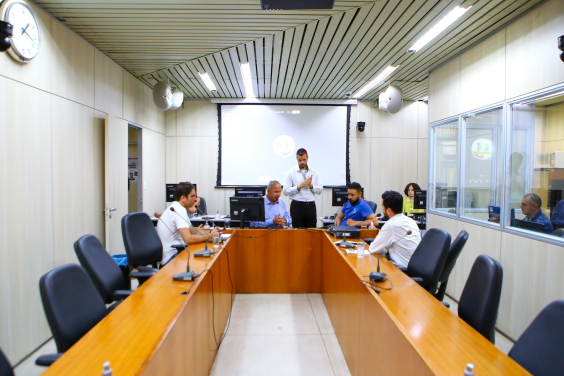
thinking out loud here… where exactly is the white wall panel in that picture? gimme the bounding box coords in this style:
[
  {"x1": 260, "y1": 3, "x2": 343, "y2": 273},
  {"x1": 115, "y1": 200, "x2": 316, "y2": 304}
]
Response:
[
  {"x1": 143, "y1": 129, "x2": 166, "y2": 216},
  {"x1": 123, "y1": 70, "x2": 145, "y2": 125},
  {"x1": 429, "y1": 56, "x2": 461, "y2": 123},
  {"x1": 95, "y1": 49, "x2": 124, "y2": 117}
]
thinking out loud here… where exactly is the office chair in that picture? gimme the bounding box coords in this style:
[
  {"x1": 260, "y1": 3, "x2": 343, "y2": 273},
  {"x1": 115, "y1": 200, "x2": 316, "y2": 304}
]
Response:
[
  {"x1": 197, "y1": 197, "x2": 207, "y2": 215},
  {"x1": 121, "y1": 212, "x2": 163, "y2": 277},
  {"x1": 0, "y1": 348, "x2": 13, "y2": 376},
  {"x1": 366, "y1": 200, "x2": 377, "y2": 214},
  {"x1": 553, "y1": 228, "x2": 564, "y2": 237},
  {"x1": 37, "y1": 264, "x2": 108, "y2": 366},
  {"x1": 74, "y1": 234, "x2": 154, "y2": 307},
  {"x1": 508, "y1": 300, "x2": 564, "y2": 376},
  {"x1": 435, "y1": 230, "x2": 469, "y2": 305},
  {"x1": 400, "y1": 228, "x2": 451, "y2": 294},
  {"x1": 458, "y1": 255, "x2": 503, "y2": 344}
]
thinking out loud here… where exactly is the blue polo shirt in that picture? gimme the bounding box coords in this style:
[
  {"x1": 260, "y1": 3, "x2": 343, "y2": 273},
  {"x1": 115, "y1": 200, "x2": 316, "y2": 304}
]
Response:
[
  {"x1": 341, "y1": 200, "x2": 374, "y2": 226},
  {"x1": 526, "y1": 210, "x2": 553, "y2": 234}
]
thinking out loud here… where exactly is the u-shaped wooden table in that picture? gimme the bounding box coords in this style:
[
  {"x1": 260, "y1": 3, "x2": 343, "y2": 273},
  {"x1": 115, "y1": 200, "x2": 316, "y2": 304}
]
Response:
[{"x1": 41, "y1": 229, "x2": 530, "y2": 376}]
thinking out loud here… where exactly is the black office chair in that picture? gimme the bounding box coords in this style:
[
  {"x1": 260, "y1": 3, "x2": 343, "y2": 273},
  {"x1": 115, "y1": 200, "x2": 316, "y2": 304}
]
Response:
[
  {"x1": 508, "y1": 300, "x2": 564, "y2": 376},
  {"x1": 74, "y1": 234, "x2": 154, "y2": 307},
  {"x1": 552, "y1": 228, "x2": 564, "y2": 237},
  {"x1": 37, "y1": 264, "x2": 109, "y2": 366},
  {"x1": 435, "y1": 230, "x2": 469, "y2": 304},
  {"x1": 197, "y1": 197, "x2": 207, "y2": 215},
  {"x1": 121, "y1": 212, "x2": 163, "y2": 277},
  {"x1": 0, "y1": 348, "x2": 13, "y2": 376},
  {"x1": 366, "y1": 200, "x2": 377, "y2": 214},
  {"x1": 401, "y1": 228, "x2": 451, "y2": 294},
  {"x1": 458, "y1": 255, "x2": 503, "y2": 343}
]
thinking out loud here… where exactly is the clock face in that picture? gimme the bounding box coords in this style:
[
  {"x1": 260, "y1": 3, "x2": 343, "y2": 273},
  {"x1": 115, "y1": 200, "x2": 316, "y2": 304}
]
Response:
[{"x1": 4, "y1": 1, "x2": 40, "y2": 62}]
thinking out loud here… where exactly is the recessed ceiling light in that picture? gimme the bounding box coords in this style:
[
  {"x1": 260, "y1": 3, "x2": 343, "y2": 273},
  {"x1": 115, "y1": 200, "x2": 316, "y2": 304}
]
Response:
[
  {"x1": 352, "y1": 66, "x2": 398, "y2": 98},
  {"x1": 198, "y1": 72, "x2": 217, "y2": 92},
  {"x1": 240, "y1": 62, "x2": 255, "y2": 98}
]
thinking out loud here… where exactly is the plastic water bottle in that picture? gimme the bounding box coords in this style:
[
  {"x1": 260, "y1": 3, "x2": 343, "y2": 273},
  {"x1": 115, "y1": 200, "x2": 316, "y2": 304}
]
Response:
[
  {"x1": 464, "y1": 364, "x2": 475, "y2": 376},
  {"x1": 203, "y1": 221, "x2": 211, "y2": 230},
  {"x1": 102, "y1": 361, "x2": 112, "y2": 376},
  {"x1": 216, "y1": 210, "x2": 220, "y2": 219},
  {"x1": 369, "y1": 222, "x2": 376, "y2": 229}
]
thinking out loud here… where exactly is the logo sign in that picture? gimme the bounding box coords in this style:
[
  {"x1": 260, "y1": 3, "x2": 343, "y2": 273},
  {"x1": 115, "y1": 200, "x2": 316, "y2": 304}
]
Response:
[
  {"x1": 273, "y1": 135, "x2": 295, "y2": 157},
  {"x1": 471, "y1": 138, "x2": 493, "y2": 160}
]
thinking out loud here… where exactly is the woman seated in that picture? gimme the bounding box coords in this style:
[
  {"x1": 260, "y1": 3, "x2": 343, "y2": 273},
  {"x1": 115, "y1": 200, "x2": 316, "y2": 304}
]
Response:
[{"x1": 403, "y1": 183, "x2": 425, "y2": 215}]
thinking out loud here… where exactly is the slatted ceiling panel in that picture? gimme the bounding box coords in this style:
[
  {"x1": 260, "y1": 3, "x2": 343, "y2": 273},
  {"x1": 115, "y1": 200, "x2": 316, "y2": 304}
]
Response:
[
  {"x1": 201, "y1": 56, "x2": 228, "y2": 97},
  {"x1": 263, "y1": 34, "x2": 273, "y2": 98},
  {"x1": 228, "y1": 48, "x2": 247, "y2": 97},
  {"x1": 297, "y1": 12, "x2": 345, "y2": 98},
  {"x1": 244, "y1": 41, "x2": 260, "y2": 98},
  {"x1": 214, "y1": 53, "x2": 238, "y2": 98},
  {"x1": 219, "y1": 49, "x2": 242, "y2": 97},
  {"x1": 285, "y1": 22, "x2": 315, "y2": 98},
  {"x1": 269, "y1": 31, "x2": 284, "y2": 98},
  {"x1": 253, "y1": 39, "x2": 264, "y2": 98},
  {"x1": 275, "y1": 29, "x2": 294, "y2": 98},
  {"x1": 281, "y1": 24, "x2": 304, "y2": 98}
]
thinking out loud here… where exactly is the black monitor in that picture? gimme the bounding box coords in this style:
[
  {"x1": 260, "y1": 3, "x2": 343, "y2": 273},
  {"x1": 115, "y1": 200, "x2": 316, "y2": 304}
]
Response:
[
  {"x1": 166, "y1": 183, "x2": 197, "y2": 202},
  {"x1": 511, "y1": 218, "x2": 546, "y2": 233},
  {"x1": 414, "y1": 190, "x2": 427, "y2": 210},
  {"x1": 235, "y1": 186, "x2": 266, "y2": 197},
  {"x1": 488, "y1": 205, "x2": 501, "y2": 223},
  {"x1": 230, "y1": 196, "x2": 265, "y2": 228},
  {"x1": 332, "y1": 186, "x2": 348, "y2": 207}
]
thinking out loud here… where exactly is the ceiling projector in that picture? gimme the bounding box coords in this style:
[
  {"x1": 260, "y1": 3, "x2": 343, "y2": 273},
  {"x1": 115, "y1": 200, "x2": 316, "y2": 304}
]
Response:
[
  {"x1": 261, "y1": 0, "x2": 334, "y2": 10},
  {"x1": 379, "y1": 85, "x2": 403, "y2": 114}
]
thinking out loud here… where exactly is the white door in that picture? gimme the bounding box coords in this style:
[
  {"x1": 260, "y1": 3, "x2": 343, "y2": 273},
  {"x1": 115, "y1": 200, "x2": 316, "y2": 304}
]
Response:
[{"x1": 105, "y1": 114, "x2": 128, "y2": 254}]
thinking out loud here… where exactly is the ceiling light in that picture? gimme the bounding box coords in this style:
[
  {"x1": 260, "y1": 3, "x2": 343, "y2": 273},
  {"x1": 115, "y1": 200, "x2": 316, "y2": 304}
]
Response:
[
  {"x1": 352, "y1": 65, "x2": 398, "y2": 98},
  {"x1": 408, "y1": 6, "x2": 472, "y2": 52},
  {"x1": 198, "y1": 72, "x2": 217, "y2": 92},
  {"x1": 240, "y1": 62, "x2": 255, "y2": 98}
]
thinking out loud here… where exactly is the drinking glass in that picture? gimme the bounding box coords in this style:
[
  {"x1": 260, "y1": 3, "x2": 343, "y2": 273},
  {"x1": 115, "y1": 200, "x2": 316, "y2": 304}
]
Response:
[
  {"x1": 213, "y1": 234, "x2": 220, "y2": 251},
  {"x1": 356, "y1": 243, "x2": 365, "y2": 258}
]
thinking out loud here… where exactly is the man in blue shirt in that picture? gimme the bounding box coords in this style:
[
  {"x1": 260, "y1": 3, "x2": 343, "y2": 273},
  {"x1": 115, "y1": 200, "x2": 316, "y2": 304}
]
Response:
[
  {"x1": 250, "y1": 180, "x2": 292, "y2": 228},
  {"x1": 521, "y1": 193, "x2": 553, "y2": 234},
  {"x1": 334, "y1": 182, "x2": 377, "y2": 227}
]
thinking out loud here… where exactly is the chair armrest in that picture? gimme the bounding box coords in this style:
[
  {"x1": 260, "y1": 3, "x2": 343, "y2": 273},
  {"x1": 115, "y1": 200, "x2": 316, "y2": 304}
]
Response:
[
  {"x1": 136, "y1": 266, "x2": 159, "y2": 273},
  {"x1": 397, "y1": 267, "x2": 408, "y2": 273},
  {"x1": 411, "y1": 277, "x2": 425, "y2": 285},
  {"x1": 130, "y1": 271, "x2": 157, "y2": 279},
  {"x1": 442, "y1": 301, "x2": 451, "y2": 309},
  {"x1": 112, "y1": 290, "x2": 133, "y2": 301},
  {"x1": 35, "y1": 353, "x2": 64, "y2": 366},
  {"x1": 171, "y1": 244, "x2": 188, "y2": 251}
]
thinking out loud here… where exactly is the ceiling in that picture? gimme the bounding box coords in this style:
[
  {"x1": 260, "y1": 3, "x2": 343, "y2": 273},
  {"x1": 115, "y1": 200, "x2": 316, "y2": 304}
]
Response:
[{"x1": 35, "y1": 0, "x2": 544, "y2": 101}]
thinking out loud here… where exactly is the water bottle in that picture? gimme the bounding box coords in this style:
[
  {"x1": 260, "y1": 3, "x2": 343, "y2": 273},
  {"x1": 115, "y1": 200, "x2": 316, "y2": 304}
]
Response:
[
  {"x1": 203, "y1": 221, "x2": 211, "y2": 230},
  {"x1": 216, "y1": 210, "x2": 220, "y2": 219}
]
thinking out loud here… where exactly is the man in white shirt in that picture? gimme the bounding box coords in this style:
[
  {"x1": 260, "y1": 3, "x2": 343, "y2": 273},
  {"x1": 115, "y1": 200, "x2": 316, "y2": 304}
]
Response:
[
  {"x1": 283, "y1": 148, "x2": 323, "y2": 228},
  {"x1": 156, "y1": 182, "x2": 219, "y2": 264},
  {"x1": 369, "y1": 190, "x2": 421, "y2": 269}
]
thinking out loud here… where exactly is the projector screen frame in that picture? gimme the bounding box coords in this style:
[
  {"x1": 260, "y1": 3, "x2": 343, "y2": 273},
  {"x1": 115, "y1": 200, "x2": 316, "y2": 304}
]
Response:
[{"x1": 215, "y1": 103, "x2": 351, "y2": 188}]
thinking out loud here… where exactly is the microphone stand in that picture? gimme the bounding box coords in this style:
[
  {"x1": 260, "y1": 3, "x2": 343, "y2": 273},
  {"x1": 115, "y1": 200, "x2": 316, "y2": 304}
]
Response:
[{"x1": 370, "y1": 231, "x2": 411, "y2": 282}]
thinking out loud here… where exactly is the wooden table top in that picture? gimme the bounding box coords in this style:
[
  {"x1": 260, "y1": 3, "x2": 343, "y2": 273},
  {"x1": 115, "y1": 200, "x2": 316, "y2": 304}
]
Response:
[{"x1": 325, "y1": 232, "x2": 530, "y2": 375}]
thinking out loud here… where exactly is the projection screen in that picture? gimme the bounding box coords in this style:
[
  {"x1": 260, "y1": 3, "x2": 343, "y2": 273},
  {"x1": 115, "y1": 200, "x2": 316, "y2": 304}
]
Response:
[{"x1": 217, "y1": 104, "x2": 350, "y2": 187}]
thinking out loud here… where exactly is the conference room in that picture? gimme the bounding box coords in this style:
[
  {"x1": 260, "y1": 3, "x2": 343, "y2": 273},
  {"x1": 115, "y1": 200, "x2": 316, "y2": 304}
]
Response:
[{"x1": 1, "y1": 0, "x2": 563, "y2": 375}]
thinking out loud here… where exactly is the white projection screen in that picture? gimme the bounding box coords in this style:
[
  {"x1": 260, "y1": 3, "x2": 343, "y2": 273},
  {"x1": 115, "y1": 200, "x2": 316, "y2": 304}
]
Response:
[{"x1": 218, "y1": 104, "x2": 350, "y2": 187}]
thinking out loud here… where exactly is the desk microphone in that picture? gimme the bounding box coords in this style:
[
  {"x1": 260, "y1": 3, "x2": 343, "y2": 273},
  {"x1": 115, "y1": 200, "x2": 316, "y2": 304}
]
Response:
[{"x1": 370, "y1": 230, "x2": 412, "y2": 283}]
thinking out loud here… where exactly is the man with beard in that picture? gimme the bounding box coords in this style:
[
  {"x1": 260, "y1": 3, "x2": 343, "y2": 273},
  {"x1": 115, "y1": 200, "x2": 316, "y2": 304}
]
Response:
[
  {"x1": 334, "y1": 182, "x2": 377, "y2": 227},
  {"x1": 283, "y1": 148, "x2": 323, "y2": 228}
]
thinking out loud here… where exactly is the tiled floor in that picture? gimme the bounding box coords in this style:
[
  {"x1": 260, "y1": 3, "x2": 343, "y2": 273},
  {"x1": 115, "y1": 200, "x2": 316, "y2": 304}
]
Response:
[{"x1": 210, "y1": 293, "x2": 351, "y2": 376}]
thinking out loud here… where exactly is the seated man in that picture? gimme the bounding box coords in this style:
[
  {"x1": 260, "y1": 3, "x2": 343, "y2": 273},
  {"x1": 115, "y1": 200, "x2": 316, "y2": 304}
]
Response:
[
  {"x1": 369, "y1": 190, "x2": 421, "y2": 269},
  {"x1": 250, "y1": 180, "x2": 292, "y2": 228},
  {"x1": 334, "y1": 182, "x2": 377, "y2": 227},
  {"x1": 156, "y1": 181, "x2": 220, "y2": 264},
  {"x1": 521, "y1": 193, "x2": 553, "y2": 234}
]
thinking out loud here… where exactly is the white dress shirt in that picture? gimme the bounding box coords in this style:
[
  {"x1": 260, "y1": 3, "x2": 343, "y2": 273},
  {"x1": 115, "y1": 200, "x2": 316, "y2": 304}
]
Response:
[
  {"x1": 368, "y1": 213, "x2": 421, "y2": 269},
  {"x1": 283, "y1": 166, "x2": 323, "y2": 202},
  {"x1": 156, "y1": 201, "x2": 192, "y2": 264}
]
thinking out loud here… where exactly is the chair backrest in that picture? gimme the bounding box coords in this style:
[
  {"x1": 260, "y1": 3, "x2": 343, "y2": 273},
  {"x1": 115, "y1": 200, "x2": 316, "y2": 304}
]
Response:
[
  {"x1": 406, "y1": 228, "x2": 451, "y2": 293},
  {"x1": 0, "y1": 348, "x2": 13, "y2": 376},
  {"x1": 39, "y1": 264, "x2": 108, "y2": 353},
  {"x1": 198, "y1": 197, "x2": 207, "y2": 215},
  {"x1": 74, "y1": 234, "x2": 129, "y2": 304},
  {"x1": 439, "y1": 230, "x2": 469, "y2": 283},
  {"x1": 508, "y1": 300, "x2": 564, "y2": 376},
  {"x1": 366, "y1": 200, "x2": 377, "y2": 214},
  {"x1": 553, "y1": 228, "x2": 564, "y2": 237},
  {"x1": 458, "y1": 255, "x2": 503, "y2": 343},
  {"x1": 121, "y1": 212, "x2": 163, "y2": 268}
]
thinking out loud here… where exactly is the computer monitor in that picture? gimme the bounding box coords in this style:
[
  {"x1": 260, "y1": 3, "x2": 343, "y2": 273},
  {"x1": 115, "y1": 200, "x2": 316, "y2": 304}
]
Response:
[
  {"x1": 230, "y1": 196, "x2": 265, "y2": 228},
  {"x1": 488, "y1": 205, "x2": 501, "y2": 223},
  {"x1": 510, "y1": 218, "x2": 546, "y2": 233},
  {"x1": 234, "y1": 186, "x2": 266, "y2": 197},
  {"x1": 414, "y1": 190, "x2": 427, "y2": 210},
  {"x1": 331, "y1": 187, "x2": 348, "y2": 207},
  {"x1": 166, "y1": 183, "x2": 197, "y2": 202}
]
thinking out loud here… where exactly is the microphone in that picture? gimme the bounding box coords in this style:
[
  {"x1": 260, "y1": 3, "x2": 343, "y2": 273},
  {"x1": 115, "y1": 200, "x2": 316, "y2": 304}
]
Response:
[{"x1": 370, "y1": 230, "x2": 412, "y2": 282}]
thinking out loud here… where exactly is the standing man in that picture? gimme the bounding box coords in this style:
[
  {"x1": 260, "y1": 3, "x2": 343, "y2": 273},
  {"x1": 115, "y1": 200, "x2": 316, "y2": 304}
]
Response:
[
  {"x1": 250, "y1": 180, "x2": 292, "y2": 228},
  {"x1": 283, "y1": 148, "x2": 323, "y2": 228}
]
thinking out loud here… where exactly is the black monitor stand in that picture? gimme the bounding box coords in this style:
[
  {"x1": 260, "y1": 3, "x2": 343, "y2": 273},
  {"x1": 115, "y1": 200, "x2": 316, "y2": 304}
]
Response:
[{"x1": 240, "y1": 208, "x2": 248, "y2": 229}]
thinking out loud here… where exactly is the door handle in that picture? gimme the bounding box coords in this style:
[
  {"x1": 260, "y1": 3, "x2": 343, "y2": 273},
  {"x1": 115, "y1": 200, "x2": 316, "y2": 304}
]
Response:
[{"x1": 105, "y1": 206, "x2": 118, "y2": 219}]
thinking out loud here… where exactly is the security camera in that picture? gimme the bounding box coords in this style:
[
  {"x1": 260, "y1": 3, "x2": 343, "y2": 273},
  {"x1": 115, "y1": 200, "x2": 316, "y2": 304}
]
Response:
[
  {"x1": 0, "y1": 21, "x2": 13, "y2": 53},
  {"x1": 345, "y1": 91, "x2": 352, "y2": 97},
  {"x1": 357, "y1": 121, "x2": 366, "y2": 132},
  {"x1": 559, "y1": 36, "x2": 564, "y2": 62}
]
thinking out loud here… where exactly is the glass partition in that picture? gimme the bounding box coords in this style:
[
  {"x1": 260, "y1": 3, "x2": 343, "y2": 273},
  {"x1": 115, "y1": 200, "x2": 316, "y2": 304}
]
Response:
[
  {"x1": 460, "y1": 108, "x2": 504, "y2": 224},
  {"x1": 430, "y1": 120, "x2": 459, "y2": 215},
  {"x1": 507, "y1": 90, "x2": 564, "y2": 238}
]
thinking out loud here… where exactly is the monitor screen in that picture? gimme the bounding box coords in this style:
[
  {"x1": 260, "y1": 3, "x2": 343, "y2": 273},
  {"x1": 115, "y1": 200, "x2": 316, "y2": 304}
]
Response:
[
  {"x1": 414, "y1": 190, "x2": 427, "y2": 210},
  {"x1": 230, "y1": 197, "x2": 266, "y2": 222},
  {"x1": 511, "y1": 218, "x2": 546, "y2": 233},
  {"x1": 165, "y1": 183, "x2": 197, "y2": 202},
  {"x1": 332, "y1": 186, "x2": 348, "y2": 207}
]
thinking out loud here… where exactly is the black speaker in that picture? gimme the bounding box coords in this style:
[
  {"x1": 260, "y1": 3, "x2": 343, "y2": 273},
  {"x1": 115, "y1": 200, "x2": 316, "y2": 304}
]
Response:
[{"x1": 357, "y1": 121, "x2": 366, "y2": 132}]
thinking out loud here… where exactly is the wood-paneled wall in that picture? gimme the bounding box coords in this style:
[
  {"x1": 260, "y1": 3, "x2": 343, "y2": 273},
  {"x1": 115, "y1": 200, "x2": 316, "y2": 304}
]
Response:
[
  {"x1": 165, "y1": 100, "x2": 428, "y2": 218},
  {"x1": 0, "y1": 3, "x2": 165, "y2": 365},
  {"x1": 426, "y1": 0, "x2": 564, "y2": 342}
]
